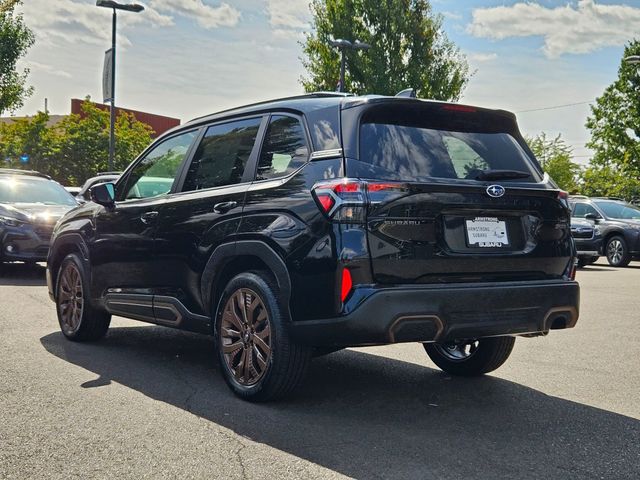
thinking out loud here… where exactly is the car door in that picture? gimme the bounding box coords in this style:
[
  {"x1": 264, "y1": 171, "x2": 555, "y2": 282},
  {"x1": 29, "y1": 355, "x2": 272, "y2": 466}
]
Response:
[
  {"x1": 91, "y1": 129, "x2": 199, "y2": 313},
  {"x1": 152, "y1": 116, "x2": 266, "y2": 317}
]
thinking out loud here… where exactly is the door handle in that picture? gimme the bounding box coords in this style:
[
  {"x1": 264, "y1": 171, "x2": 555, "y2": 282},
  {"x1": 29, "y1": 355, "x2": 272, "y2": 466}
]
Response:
[
  {"x1": 140, "y1": 211, "x2": 159, "y2": 224},
  {"x1": 213, "y1": 201, "x2": 238, "y2": 214}
]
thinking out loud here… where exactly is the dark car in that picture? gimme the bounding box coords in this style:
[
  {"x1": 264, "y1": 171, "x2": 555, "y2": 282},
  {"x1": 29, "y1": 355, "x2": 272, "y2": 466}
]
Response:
[
  {"x1": 569, "y1": 196, "x2": 640, "y2": 267},
  {"x1": 46, "y1": 93, "x2": 579, "y2": 401},
  {"x1": 76, "y1": 172, "x2": 121, "y2": 203},
  {"x1": 570, "y1": 217, "x2": 602, "y2": 267},
  {"x1": 0, "y1": 169, "x2": 78, "y2": 265}
]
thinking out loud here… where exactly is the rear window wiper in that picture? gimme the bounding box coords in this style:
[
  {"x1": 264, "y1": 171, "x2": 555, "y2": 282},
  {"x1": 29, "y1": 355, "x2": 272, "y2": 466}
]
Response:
[{"x1": 473, "y1": 169, "x2": 531, "y2": 181}]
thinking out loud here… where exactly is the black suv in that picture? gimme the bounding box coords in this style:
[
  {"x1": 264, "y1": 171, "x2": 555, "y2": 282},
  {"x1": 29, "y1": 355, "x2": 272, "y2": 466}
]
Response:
[
  {"x1": 569, "y1": 196, "x2": 640, "y2": 267},
  {"x1": 1, "y1": 169, "x2": 78, "y2": 265},
  {"x1": 47, "y1": 93, "x2": 579, "y2": 401}
]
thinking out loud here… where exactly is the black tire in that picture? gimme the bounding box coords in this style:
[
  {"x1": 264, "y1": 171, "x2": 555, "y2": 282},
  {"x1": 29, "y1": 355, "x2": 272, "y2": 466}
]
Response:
[
  {"x1": 424, "y1": 336, "x2": 515, "y2": 376},
  {"x1": 55, "y1": 253, "x2": 111, "y2": 341},
  {"x1": 577, "y1": 257, "x2": 589, "y2": 268},
  {"x1": 215, "y1": 271, "x2": 311, "y2": 402},
  {"x1": 588, "y1": 256, "x2": 599, "y2": 265},
  {"x1": 605, "y1": 235, "x2": 631, "y2": 267}
]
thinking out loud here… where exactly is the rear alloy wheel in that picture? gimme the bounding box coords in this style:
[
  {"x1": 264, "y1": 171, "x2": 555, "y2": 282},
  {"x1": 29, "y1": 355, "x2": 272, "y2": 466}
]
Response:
[
  {"x1": 216, "y1": 272, "x2": 311, "y2": 401},
  {"x1": 606, "y1": 235, "x2": 631, "y2": 267},
  {"x1": 424, "y1": 336, "x2": 515, "y2": 376},
  {"x1": 56, "y1": 253, "x2": 111, "y2": 341},
  {"x1": 220, "y1": 288, "x2": 272, "y2": 387}
]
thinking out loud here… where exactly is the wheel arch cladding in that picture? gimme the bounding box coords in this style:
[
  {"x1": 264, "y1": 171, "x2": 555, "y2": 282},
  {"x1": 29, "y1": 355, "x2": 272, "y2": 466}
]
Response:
[
  {"x1": 49, "y1": 234, "x2": 90, "y2": 297},
  {"x1": 201, "y1": 241, "x2": 292, "y2": 319}
]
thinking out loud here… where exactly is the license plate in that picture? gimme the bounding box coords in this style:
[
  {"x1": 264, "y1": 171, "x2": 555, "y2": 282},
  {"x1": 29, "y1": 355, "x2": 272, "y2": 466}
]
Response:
[{"x1": 465, "y1": 217, "x2": 509, "y2": 247}]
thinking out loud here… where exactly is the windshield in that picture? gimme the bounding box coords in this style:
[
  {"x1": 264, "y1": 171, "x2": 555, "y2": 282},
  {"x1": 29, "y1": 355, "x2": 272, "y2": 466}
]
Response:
[
  {"x1": 594, "y1": 200, "x2": 640, "y2": 220},
  {"x1": 0, "y1": 177, "x2": 77, "y2": 206},
  {"x1": 357, "y1": 105, "x2": 541, "y2": 183}
]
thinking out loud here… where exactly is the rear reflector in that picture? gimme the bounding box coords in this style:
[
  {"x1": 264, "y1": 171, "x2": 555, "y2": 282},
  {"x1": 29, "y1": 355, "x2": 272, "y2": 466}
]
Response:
[{"x1": 341, "y1": 268, "x2": 353, "y2": 302}]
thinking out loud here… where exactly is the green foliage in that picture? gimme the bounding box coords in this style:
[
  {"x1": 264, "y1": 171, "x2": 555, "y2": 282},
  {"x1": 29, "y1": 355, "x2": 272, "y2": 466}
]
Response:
[
  {"x1": 0, "y1": 0, "x2": 34, "y2": 115},
  {"x1": 583, "y1": 40, "x2": 640, "y2": 198},
  {"x1": 301, "y1": 0, "x2": 470, "y2": 100},
  {"x1": 526, "y1": 132, "x2": 581, "y2": 193},
  {"x1": 0, "y1": 98, "x2": 154, "y2": 185}
]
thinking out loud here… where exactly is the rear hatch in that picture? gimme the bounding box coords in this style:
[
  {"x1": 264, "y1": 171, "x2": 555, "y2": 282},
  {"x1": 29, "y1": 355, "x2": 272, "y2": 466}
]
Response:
[{"x1": 341, "y1": 100, "x2": 573, "y2": 284}]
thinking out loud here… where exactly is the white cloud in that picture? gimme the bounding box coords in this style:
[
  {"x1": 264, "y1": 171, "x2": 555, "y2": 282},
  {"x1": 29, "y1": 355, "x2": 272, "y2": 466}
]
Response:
[
  {"x1": 468, "y1": 0, "x2": 640, "y2": 58},
  {"x1": 24, "y1": 61, "x2": 72, "y2": 79},
  {"x1": 148, "y1": 0, "x2": 240, "y2": 29},
  {"x1": 19, "y1": 0, "x2": 173, "y2": 47},
  {"x1": 469, "y1": 52, "x2": 497, "y2": 63},
  {"x1": 442, "y1": 11, "x2": 462, "y2": 21},
  {"x1": 265, "y1": 0, "x2": 310, "y2": 38}
]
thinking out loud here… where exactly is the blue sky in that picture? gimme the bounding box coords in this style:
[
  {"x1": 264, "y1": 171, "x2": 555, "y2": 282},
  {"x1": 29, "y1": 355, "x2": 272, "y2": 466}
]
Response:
[{"x1": 14, "y1": 1, "x2": 640, "y2": 163}]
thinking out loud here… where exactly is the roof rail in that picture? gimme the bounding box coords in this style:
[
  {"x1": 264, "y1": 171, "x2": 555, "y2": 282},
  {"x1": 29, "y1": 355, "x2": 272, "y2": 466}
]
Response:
[
  {"x1": 0, "y1": 168, "x2": 51, "y2": 180},
  {"x1": 569, "y1": 195, "x2": 589, "y2": 199},
  {"x1": 592, "y1": 196, "x2": 624, "y2": 201},
  {"x1": 187, "y1": 92, "x2": 354, "y2": 124},
  {"x1": 97, "y1": 171, "x2": 122, "y2": 176}
]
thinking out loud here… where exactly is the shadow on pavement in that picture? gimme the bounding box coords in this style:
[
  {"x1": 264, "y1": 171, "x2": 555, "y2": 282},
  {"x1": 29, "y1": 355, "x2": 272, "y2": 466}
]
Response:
[
  {"x1": 41, "y1": 327, "x2": 639, "y2": 479},
  {"x1": 0, "y1": 262, "x2": 47, "y2": 286}
]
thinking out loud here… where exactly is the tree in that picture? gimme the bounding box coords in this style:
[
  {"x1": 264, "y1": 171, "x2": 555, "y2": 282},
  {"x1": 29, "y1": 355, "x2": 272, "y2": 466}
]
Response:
[
  {"x1": 527, "y1": 132, "x2": 580, "y2": 193},
  {"x1": 301, "y1": 0, "x2": 470, "y2": 100},
  {"x1": 583, "y1": 40, "x2": 640, "y2": 198},
  {"x1": 0, "y1": 0, "x2": 34, "y2": 115},
  {"x1": 0, "y1": 99, "x2": 154, "y2": 185}
]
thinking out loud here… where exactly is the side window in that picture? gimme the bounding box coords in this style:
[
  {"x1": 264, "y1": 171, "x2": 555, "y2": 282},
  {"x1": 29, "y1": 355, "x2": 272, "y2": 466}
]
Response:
[
  {"x1": 121, "y1": 131, "x2": 196, "y2": 200},
  {"x1": 572, "y1": 203, "x2": 598, "y2": 217},
  {"x1": 182, "y1": 117, "x2": 262, "y2": 192},
  {"x1": 571, "y1": 203, "x2": 586, "y2": 217},
  {"x1": 256, "y1": 115, "x2": 308, "y2": 181},
  {"x1": 442, "y1": 136, "x2": 489, "y2": 178}
]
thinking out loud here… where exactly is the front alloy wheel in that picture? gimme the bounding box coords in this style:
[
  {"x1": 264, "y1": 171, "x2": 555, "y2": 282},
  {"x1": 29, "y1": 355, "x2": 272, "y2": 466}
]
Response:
[
  {"x1": 606, "y1": 236, "x2": 631, "y2": 267},
  {"x1": 58, "y1": 262, "x2": 84, "y2": 334},
  {"x1": 55, "y1": 253, "x2": 111, "y2": 341}
]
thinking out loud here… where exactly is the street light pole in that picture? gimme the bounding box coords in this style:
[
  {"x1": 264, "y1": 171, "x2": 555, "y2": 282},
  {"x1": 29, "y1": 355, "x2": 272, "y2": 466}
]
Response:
[
  {"x1": 625, "y1": 56, "x2": 640, "y2": 65},
  {"x1": 109, "y1": 7, "x2": 116, "y2": 171},
  {"x1": 328, "y1": 39, "x2": 371, "y2": 93},
  {"x1": 96, "y1": 0, "x2": 144, "y2": 171}
]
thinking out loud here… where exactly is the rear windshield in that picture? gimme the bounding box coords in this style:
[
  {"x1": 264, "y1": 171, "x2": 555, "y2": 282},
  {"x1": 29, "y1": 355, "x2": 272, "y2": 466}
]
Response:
[{"x1": 357, "y1": 105, "x2": 541, "y2": 183}]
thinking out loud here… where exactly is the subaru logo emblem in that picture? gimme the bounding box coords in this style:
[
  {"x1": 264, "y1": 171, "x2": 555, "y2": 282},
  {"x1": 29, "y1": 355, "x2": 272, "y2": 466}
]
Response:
[{"x1": 486, "y1": 185, "x2": 505, "y2": 198}]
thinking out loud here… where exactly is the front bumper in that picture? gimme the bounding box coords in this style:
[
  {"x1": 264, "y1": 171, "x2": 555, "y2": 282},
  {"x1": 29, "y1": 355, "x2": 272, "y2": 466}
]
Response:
[
  {"x1": 291, "y1": 280, "x2": 579, "y2": 348},
  {"x1": 0, "y1": 225, "x2": 53, "y2": 262},
  {"x1": 574, "y1": 237, "x2": 603, "y2": 257}
]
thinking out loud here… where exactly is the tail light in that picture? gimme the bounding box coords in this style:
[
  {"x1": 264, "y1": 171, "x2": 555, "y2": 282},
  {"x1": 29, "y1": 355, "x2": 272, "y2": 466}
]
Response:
[
  {"x1": 558, "y1": 190, "x2": 570, "y2": 208},
  {"x1": 312, "y1": 178, "x2": 407, "y2": 223}
]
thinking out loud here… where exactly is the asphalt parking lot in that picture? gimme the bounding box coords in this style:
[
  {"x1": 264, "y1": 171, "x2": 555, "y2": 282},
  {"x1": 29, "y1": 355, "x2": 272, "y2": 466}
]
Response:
[{"x1": 0, "y1": 260, "x2": 638, "y2": 479}]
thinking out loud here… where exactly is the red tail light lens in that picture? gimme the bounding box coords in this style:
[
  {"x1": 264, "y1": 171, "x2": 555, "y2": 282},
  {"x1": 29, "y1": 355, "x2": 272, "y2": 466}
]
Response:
[
  {"x1": 340, "y1": 267, "x2": 353, "y2": 302},
  {"x1": 316, "y1": 194, "x2": 335, "y2": 213},
  {"x1": 558, "y1": 190, "x2": 569, "y2": 208},
  {"x1": 312, "y1": 179, "x2": 408, "y2": 222}
]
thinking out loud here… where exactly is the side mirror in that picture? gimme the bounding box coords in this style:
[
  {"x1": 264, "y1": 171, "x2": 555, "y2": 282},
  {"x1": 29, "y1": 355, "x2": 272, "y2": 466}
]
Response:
[
  {"x1": 90, "y1": 182, "x2": 116, "y2": 207},
  {"x1": 584, "y1": 212, "x2": 600, "y2": 222}
]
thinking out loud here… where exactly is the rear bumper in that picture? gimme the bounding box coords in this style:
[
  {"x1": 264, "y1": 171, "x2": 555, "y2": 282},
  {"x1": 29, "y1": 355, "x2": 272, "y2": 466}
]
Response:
[{"x1": 290, "y1": 280, "x2": 579, "y2": 347}]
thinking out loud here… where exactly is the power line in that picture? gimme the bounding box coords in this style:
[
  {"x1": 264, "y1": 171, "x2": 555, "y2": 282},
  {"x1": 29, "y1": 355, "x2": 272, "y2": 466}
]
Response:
[{"x1": 516, "y1": 101, "x2": 593, "y2": 114}]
